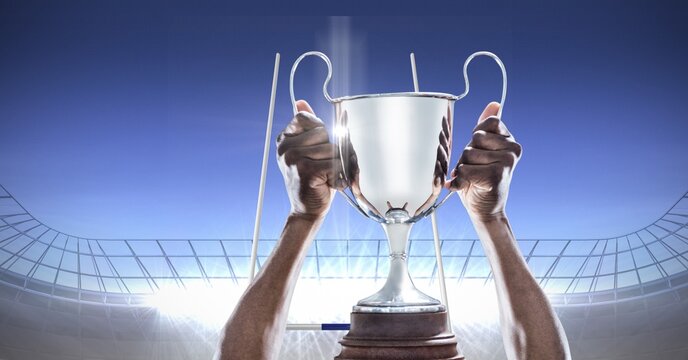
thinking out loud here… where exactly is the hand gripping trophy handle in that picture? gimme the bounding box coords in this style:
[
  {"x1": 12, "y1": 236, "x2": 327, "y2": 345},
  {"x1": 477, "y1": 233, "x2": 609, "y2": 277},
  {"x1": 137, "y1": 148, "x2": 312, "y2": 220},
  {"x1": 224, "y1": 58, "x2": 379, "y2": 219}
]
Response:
[
  {"x1": 427, "y1": 51, "x2": 508, "y2": 215},
  {"x1": 289, "y1": 51, "x2": 371, "y2": 220}
]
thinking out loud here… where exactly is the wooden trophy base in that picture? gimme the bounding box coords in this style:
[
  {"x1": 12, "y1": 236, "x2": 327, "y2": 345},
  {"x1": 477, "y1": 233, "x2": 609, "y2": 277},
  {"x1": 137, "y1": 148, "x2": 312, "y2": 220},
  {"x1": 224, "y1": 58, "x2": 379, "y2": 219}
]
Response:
[{"x1": 335, "y1": 310, "x2": 464, "y2": 360}]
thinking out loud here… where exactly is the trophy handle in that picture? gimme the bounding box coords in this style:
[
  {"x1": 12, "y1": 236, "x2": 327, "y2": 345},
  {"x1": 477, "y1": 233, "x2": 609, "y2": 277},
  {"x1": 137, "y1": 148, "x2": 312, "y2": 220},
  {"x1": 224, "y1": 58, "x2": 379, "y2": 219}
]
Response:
[
  {"x1": 338, "y1": 188, "x2": 374, "y2": 219},
  {"x1": 427, "y1": 51, "x2": 508, "y2": 216},
  {"x1": 289, "y1": 51, "x2": 335, "y2": 115},
  {"x1": 289, "y1": 52, "x2": 373, "y2": 220},
  {"x1": 455, "y1": 51, "x2": 508, "y2": 119}
]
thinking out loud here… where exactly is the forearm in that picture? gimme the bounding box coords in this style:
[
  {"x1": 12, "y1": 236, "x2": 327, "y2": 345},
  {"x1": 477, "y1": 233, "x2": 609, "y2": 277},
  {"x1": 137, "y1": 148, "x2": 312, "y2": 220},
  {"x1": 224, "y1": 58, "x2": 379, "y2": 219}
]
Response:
[
  {"x1": 218, "y1": 214, "x2": 323, "y2": 360},
  {"x1": 471, "y1": 213, "x2": 570, "y2": 360}
]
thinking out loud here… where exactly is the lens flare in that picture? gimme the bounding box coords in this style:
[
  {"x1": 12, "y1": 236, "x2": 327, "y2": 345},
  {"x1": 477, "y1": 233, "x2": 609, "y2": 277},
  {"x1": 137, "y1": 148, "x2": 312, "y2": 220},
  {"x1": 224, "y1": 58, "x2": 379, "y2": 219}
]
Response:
[{"x1": 333, "y1": 124, "x2": 348, "y2": 139}]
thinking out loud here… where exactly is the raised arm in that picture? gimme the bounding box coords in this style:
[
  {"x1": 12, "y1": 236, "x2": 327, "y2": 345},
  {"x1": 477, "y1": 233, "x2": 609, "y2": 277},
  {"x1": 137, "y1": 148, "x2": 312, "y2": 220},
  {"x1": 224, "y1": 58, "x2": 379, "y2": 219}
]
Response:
[
  {"x1": 217, "y1": 101, "x2": 343, "y2": 360},
  {"x1": 447, "y1": 102, "x2": 571, "y2": 360}
]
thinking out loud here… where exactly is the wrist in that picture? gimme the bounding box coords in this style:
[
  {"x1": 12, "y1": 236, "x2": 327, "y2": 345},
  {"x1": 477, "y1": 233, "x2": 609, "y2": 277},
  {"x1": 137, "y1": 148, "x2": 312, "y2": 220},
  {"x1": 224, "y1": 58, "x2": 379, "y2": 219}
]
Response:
[
  {"x1": 469, "y1": 211, "x2": 517, "y2": 251},
  {"x1": 277, "y1": 212, "x2": 326, "y2": 256},
  {"x1": 287, "y1": 211, "x2": 327, "y2": 224},
  {"x1": 468, "y1": 210, "x2": 508, "y2": 225}
]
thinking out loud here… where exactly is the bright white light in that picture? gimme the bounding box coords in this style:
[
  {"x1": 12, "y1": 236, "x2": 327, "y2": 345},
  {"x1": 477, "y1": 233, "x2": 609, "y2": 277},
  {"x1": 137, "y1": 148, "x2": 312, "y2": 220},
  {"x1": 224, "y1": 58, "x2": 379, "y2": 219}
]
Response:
[
  {"x1": 144, "y1": 277, "x2": 501, "y2": 330},
  {"x1": 447, "y1": 280, "x2": 500, "y2": 325},
  {"x1": 290, "y1": 278, "x2": 501, "y2": 326},
  {"x1": 147, "y1": 283, "x2": 242, "y2": 329},
  {"x1": 333, "y1": 125, "x2": 348, "y2": 139},
  {"x1": 289, "y1": 278, "x2": 380, "y2": 323}
]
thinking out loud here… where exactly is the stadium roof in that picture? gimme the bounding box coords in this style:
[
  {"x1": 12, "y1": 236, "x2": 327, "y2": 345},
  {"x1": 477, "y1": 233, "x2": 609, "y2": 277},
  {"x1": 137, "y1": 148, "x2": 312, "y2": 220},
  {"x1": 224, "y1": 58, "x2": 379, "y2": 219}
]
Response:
[{"x1": 1, "y1": 184, "x2": 687, "y2": 307}]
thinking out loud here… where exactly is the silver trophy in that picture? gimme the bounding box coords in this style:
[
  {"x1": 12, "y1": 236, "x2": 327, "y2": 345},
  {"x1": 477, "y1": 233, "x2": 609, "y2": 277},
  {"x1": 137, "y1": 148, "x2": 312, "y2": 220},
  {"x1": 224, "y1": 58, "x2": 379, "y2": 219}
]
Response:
[{"x1": 290, "y1": 51, "x2": 507, "y2": 313}]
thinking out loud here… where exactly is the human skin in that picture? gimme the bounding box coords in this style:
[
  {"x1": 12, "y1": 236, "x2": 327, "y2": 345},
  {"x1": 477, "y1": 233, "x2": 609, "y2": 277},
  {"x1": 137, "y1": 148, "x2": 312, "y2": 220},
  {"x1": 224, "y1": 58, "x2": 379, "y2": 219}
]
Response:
[
  {"x1": 216, "y1": 101, "x2": 570, "y2": 360},
  {"x1": 216, "y1": 100, "x2": 342, "y2": 360},
  {"x1": 446, "y1": 102, "x2": 571, "y2": 360}
]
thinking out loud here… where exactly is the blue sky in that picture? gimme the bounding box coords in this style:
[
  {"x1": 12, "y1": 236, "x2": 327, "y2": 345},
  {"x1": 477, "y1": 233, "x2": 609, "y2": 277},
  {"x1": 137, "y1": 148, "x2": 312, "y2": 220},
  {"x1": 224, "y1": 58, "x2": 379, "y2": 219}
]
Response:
[{"x1": 1, "y1": 2, "x2": 687, "y2": 241}]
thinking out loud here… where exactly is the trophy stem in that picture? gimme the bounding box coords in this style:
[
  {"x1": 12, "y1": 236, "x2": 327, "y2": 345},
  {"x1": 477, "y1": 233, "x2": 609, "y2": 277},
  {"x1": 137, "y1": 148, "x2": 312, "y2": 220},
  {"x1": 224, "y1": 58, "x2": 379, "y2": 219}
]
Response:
[{"x1": 354, "y1": 223, "x2": 444, "y2": 313}]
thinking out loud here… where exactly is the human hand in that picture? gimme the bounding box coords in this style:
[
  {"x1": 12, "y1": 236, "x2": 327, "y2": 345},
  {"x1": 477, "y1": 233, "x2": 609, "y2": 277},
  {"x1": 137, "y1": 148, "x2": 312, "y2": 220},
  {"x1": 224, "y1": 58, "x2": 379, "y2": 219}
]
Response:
[
  {"x1": 446, "y1": 102, "x2": 522, "y2": 221},
  {"x1": 277, "y1": 100, "x2": 345, "y2": 220}
]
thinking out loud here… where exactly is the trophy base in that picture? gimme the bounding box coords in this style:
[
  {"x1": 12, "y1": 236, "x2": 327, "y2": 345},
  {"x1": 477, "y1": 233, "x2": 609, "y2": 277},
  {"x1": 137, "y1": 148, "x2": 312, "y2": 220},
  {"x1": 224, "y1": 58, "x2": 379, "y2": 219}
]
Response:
[
  {"x1": 353, "y1": 303, "x2": 445, "y2": 313},
  {"x1": 334, "y1": 310, "x2": 463, "y2": 360}
]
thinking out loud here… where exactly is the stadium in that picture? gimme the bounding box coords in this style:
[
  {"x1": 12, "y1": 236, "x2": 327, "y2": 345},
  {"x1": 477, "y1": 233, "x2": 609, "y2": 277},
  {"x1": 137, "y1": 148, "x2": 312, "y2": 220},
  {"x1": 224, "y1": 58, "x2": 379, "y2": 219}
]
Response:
[{"x1": 1, "y1": 184, "x2": 687, "y2": 359}]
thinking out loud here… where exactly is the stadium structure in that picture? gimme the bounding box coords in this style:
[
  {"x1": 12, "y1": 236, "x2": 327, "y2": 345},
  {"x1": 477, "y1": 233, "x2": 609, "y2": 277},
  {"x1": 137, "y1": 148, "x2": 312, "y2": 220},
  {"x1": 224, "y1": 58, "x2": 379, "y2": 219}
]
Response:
[{"x1": 0, "y1": 184, "x2": 687, "y2": 359}]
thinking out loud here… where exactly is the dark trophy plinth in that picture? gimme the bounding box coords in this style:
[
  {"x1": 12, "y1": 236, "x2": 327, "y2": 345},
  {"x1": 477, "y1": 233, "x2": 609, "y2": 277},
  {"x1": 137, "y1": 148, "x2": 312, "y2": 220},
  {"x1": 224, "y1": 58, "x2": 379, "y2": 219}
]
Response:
[{"x1": 335, "y1": 310, "x2": 463, "y2": 360}]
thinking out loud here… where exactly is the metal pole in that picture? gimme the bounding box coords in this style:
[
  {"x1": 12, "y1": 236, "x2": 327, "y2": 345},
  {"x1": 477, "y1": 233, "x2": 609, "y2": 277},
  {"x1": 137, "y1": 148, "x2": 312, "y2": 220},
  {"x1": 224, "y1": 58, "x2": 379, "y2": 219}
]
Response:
[
  {"x1": 249, "y1": 53, "x2": 280, "y2": 282},
  {"x1": 410, "y1": 53, "x2": 451, "y2": 327}
]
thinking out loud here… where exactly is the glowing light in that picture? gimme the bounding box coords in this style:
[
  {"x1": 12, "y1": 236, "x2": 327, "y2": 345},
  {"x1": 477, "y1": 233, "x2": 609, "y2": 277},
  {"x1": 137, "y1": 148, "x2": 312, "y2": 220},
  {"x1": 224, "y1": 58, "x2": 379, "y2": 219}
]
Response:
[
  {"x1": 333, "y1": 124, "x2": 348, "y2": 139},
  {"x1": 289, "y1": 278, "x2": 501, "y2": 326},
  {"x1": 147, "y1": 284, "x2": 242, "y2": 329},
  {"x1": 447, "y1": 280, "x2": 500, "y2": 324}
]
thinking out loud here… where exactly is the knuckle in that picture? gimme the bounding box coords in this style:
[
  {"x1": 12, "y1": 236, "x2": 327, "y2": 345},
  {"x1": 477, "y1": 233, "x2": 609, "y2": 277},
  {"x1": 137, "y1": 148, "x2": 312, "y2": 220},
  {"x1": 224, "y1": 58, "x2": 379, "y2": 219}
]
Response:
[
  {"x1": 512, "y1": 142, "x2": 523, "y2": 158},
  {"x1": 459, "y1": 148, "x2": 472, "y2": 162},
  {"x1": 283, "y1": 123, "x2": 300, "y2": 136},
  {"x1": 456, "y1": 163, "x2": 469, "y2": 177},
  {"x1": 448, "y1": 180, "x2": 459, "y2": 191},
  {"x1": 288, "y1": 115, "x2": 300, "y2": 125},
  {"x1": 277, "y1": 144, "x2": 287, "y2": 156},
  {"x1": 313, "y1": 126, "x2": 328, "y2": 138},
  {"x1": 503, "y1": 152, "x2": 517, "y2": 166},
  {"x1": 484, "y1": 116, "x2": 501, "y2": 128},
  {"x1": 472, "y1": 130, "x2": 487, "y2": 143},
  {"x1": 284, "y1": 148, "x2": 300, "y2": 165},
  {"x1": 277, "y1": 137, "x2": 288, "y2": 155},
  {"x1": 296, "y1": 112, "x2": 323, "y2": 126},
  {"x1": 276, "y1": 131, "x2": 285, "y2": 144},
  {"x1": 295, "y1": 112, "x2": 312, "y2": 122},
  {"x1": 295, "y1": 158, "x2": 310, "y2": 173}
]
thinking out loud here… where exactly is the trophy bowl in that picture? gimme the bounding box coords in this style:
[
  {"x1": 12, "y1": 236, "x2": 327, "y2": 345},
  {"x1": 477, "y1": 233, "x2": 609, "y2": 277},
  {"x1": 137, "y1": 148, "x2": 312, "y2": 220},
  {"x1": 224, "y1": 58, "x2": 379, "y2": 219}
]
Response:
[{"x1": 334, "y1": 93, "x2": 456, "y2": 312}]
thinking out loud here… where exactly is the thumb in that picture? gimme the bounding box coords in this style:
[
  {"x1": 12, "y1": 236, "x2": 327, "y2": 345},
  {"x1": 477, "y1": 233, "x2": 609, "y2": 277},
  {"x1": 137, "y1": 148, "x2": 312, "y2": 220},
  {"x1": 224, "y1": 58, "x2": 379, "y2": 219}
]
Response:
[
  {"x1": 478, "y1": 102, "x2": 501, "y2": 123},
  {"x1": 296, "y1": 99, "x2": 315, "y2": 115}
]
